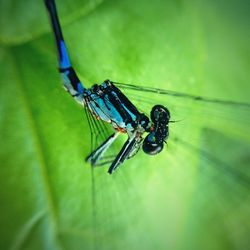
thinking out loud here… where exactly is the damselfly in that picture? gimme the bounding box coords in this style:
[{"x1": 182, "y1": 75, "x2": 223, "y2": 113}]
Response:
[{"x1": 45, "y1": 0, "x2": 250, "y2": 176}]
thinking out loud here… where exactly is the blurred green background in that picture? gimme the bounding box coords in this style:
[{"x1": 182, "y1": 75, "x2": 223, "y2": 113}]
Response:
[{"x1": 0, "y1": 0, "x2": 250, "y2": 249}]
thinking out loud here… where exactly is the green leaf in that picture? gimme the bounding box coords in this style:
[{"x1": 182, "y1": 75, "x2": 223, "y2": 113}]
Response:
[
  {"x1": 0, "y1": 0, "x2": 250, "y2": 250},
  {"x1": 0, "y1": 0, "x2": 104, "y2": 45}
]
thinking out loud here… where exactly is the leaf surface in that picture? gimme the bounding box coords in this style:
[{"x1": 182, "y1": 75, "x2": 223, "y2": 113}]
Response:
[{"x1": 0, "y1": 0, "x2": 250, "y2": 250}]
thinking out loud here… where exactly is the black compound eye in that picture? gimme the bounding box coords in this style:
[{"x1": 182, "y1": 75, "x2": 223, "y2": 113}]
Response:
[
  {"x1": 142, "y1": 134, "x2": 164, "y2": 155},
  {"x1": 151, "y1": 105, "x2": 170, "y2": 124}
]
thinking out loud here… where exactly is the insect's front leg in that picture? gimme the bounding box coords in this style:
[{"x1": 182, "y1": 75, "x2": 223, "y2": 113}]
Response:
[{"x1": 108, "y1": 134, "x2": 137, "y2": 174}]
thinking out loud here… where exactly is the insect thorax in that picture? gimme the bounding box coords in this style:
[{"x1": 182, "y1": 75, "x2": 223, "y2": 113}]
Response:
[{"x1": 83, "y1": 80, "x2": 151, "y2": 134}]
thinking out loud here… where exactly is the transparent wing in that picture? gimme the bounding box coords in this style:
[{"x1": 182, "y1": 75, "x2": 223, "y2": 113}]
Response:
[
  {"x1": 115, "y1": 81, "x2": 250, "y2": 140},
  {"x1": 114, "y1": 81, "x2": 250, "y2": 188},
  {"x1": 82, "y1": 81, "x2": 250, "y2": 183},
  {"x1": 174, "y1": 136, "x2": 250, "y2": 190}
]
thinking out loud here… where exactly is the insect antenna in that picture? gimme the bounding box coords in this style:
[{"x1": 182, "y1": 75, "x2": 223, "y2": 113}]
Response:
[{"x1": 169, "y1": 119, "x2": 184, "y2": 123}]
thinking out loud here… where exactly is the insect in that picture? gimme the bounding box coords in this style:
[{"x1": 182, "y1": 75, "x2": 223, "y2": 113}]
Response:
[
  {"x1": 45, "y1": 0, "x2": 250, "y2": 176},
  {"x1": 45, "y1": 0, "x2": 170, "y2": 174}
]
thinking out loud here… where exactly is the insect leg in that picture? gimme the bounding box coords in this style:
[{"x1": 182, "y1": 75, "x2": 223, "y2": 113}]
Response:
[
  {"x1": 108, "y1": 136, "x2": 137, "y2": 174},
  {"x1": 86, "y1": 133, "x2": 119, "y2": 166},
  {"x1": 45, "y1": 0, "x2": 86, "y2": 100}
]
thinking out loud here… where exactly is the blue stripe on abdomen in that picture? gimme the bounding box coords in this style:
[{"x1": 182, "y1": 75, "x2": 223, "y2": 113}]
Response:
[{"x1": 59, "y1": 41, "x2": 71, "y2": 69}]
